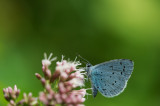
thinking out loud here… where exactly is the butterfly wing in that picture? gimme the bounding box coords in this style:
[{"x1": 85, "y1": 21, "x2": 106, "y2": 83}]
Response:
[{"x1": 90, "y1": 59, "x2": 134, "y2": 97}]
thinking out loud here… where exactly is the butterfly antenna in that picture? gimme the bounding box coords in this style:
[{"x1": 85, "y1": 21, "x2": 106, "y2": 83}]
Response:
[
  {"x1": 79, "y1": 59, "x2": 88, "y2": 64},
  {"x1": 77, "y1": 54, "x2": 91, "y2": 64}
]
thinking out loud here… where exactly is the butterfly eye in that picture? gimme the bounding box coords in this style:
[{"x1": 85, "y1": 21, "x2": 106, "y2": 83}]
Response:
[{"x1": 87, "y1": 63, "x2": 91, "y2": 67}]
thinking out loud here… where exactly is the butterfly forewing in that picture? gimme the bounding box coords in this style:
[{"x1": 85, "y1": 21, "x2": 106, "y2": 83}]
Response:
[{"x1": 90, "y1": 59, "x2": 134, "y2": 97}]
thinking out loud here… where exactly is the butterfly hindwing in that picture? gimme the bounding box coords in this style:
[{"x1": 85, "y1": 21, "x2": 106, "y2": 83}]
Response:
[{"x1": 90, "y1": 59, "x2": 134, "y2": 97}]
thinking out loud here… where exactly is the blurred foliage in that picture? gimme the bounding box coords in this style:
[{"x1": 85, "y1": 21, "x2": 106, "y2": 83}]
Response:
[{"x1": 0, "y1": 0, "x2": 160, "y2": 106}]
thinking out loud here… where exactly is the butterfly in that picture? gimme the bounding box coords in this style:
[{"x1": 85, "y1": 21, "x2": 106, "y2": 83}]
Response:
[{"x1": 79, "y1": 56, "x2": 134, "y2": 98}]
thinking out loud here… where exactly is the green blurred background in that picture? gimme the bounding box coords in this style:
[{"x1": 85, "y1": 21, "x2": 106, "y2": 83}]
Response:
[{"x1": 0, "y1": 0, "x2": 160, "y2": 106}]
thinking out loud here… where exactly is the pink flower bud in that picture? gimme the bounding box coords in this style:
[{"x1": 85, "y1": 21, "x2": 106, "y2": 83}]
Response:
[
  {"x1": 35, "y1": 73, "x2": 42, "y2": 80},
  {"x1": 71, "y1": 95, "x2": 77, "y2": 103},
  {"x1": 16, "y1": 89, "x2": 20, "y2": 97},
  {"x1": 59, "y1": 83, "x2": 66, "y2": 93},
  {"x1": 8, "y1": 87, "x2": 12, "y2": 94},
  {"x1": 6, "y1": 88, "x2": 9, "y2": 93},
  {"x1": 23, "y1": 93, "x2": 27, "y2": 99},
  {"x1": 69, "y1": 73, "x2": 76, "y2": 79},
  {"x1": 79, "y1": 98, "x2": 85, "y2": 103},
  {"x1": 46, "y1": 69, "x2": 51, "y2": 78},
  {"x1": 39, "y1": 92, "x2": 48, "y2": 105},
  {"x1": 70, "y1": 64, "x2": 76, "y2": 71},
  {"x1": 62, "y1": 60, "x2": 67, "y2": 65},
  {"x1": 28, "y1": 92, "x2": 32, "y2": 98},
  {"x1": 77, "y1": 89, "x2": 86, "y2": 97},
  {"x1": 41, "y1": 78, "x2": 46, "y2": 86},
  {"x1": 4, "y1": 94, "x2": 10, "y2": 101},
  {"x1": 56, "y1": 62, "x2": 62, "y2": 66},
  {"x1": 42, "y1": 64, "x2": 45, "y2": 71},
  {"x1": 65, "y1": 69, "x2": 70, "y2": 73},
  {"x1": 65, "y1": 97, "x2": 72, "y2": 104},
  {"x1": 60, "y1": 72, "x2": 68, "y2": 81},
  {"x1": 14, "y1": 85, "x2": 17, "y2": 92},
  {"x1": 55, "y1": 94, "x2": 62, "y2": 104},
  {"x1": 47, "y1": 94, "x2": 52, "y2": 100},
  {"x1": 10, "y1": 100, "x2": 15, "y2": 105},
  {"x1": 55, "y1": 66, "x2": 62, "y2": 73},
  {"x1": 66, "y1": 86, "x2": 72, "y2": 92},
  {"x1": 61, "y1": 94, "x2": 67, "y2": 100},
  {"x1": 45, "y1": 84, "x2": 51, "y2": 92}
]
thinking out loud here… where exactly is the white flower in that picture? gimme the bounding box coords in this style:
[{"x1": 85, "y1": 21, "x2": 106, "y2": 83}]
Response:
[
  {"x1": 42, "y1": 53, "x2": 57, "y2": 67},
  {"x1": 69, "y1": 78, "x2": 84, "y2": 88}
]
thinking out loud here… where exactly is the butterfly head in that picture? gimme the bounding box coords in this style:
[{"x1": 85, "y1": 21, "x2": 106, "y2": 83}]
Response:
[
  {"x1": 85, "y1": 63, "x2": 92, "y2": 78},
  {"x1": 86, "y1": 63, "x2": 92, "y2": 71},
  {"x1": 77, "y1": 55, "x2": 92, "y2": 77}
]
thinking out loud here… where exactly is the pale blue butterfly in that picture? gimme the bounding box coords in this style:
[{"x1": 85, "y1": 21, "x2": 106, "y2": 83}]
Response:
[{"x1": 79, "y1": 56, "x2": 134, "y2": 98}]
